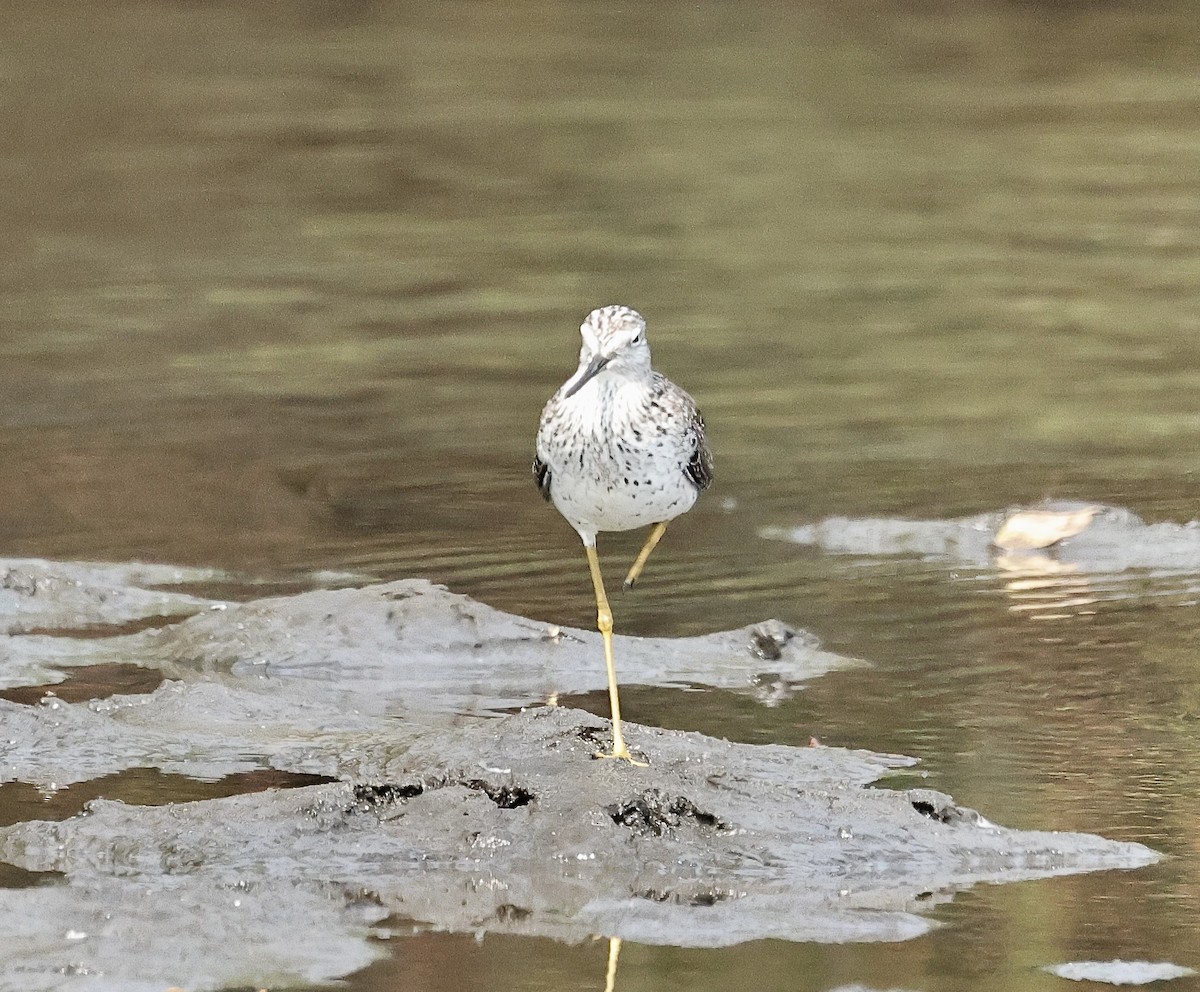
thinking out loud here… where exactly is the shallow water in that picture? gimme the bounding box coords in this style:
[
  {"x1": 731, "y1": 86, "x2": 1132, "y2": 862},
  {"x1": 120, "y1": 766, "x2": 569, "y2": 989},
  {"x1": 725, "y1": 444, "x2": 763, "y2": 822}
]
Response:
[{"x1": 3, "y1": 0, "x2": 1200, "y2": 989}]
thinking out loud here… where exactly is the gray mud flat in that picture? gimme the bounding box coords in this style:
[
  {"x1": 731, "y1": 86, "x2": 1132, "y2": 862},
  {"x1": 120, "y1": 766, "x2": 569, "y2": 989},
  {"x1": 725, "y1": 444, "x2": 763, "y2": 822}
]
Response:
[
  {"x1": 2, "y1": 561, "x2": 851, "y2": 711},
  {"x1": 760, "y1": 504, "x2": 1200, "y2": 617},
  {"x1": 761, "y1": 503, "x2": 1200, "y2": 573},
  {"x1": 0, "y1": 707, "x2": 1157, "y2": 991},
  {"x1": 0, "y1": 558, "x2": 1162, "y2": 991}
]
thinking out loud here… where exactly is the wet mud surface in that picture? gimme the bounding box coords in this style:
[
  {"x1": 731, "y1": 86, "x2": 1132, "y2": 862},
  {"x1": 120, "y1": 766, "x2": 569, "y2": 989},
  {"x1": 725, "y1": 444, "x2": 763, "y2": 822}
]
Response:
[
  {"x1": 762, "y1": 503, "x2": 1200, "y2": 620},
  {"x1": 0, "y1": 553, "x2": 1161, "y2": 990},
  {"x1": 762, "y1": 502, "x2": 1200, "y2": 573}
]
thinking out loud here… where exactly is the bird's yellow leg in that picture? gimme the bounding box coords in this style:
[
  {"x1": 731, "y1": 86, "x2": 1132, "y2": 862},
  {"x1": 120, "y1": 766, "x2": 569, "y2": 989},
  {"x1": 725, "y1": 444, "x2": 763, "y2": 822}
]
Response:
[
  {"x1": 605, "y1": 936, "x2": 622, "y2": 992},
  {"x1": 622, "y1": 521, "x2": 669, "y2": 591},
  {"x1": 585, "y1": 544, "x2": 647, "y2": 765}
]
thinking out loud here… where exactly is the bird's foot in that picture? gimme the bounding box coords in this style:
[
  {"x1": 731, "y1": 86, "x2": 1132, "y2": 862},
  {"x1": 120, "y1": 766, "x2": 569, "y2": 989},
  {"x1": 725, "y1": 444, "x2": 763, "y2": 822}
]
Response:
[{"x1": 593, "y1": 745, "x2": 649, "y2": 767}]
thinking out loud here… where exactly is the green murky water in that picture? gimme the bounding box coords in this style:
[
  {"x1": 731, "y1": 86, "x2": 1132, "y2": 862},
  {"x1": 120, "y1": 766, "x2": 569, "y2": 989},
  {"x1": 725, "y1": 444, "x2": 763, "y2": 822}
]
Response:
[{"x1": 3, "y1": 1, "x2": 1200, "y2": 989}]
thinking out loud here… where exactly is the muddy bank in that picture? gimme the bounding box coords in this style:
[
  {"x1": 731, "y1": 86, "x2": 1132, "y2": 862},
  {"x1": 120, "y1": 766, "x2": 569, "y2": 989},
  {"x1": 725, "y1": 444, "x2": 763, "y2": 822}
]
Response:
[
  {"x1": 760, "y1": 503, "x2": 1200, "y2": 573},
  {"x1": 0, "y1": 560, "x2": 222, "y2": 638},
  {"x1": 0, "y1": 707, "x2": 1156, "y2": 990},
  {"x1": 0, "y1": 557, "x2": 1161, "y2": 990},
  {"x1": 760, "y1": 504, "x2": 1200, "y2": 619},
  {"x1": 0, "y1": 560, "x2": 224, "y2": 689},
  {"x1": 138, "y1": 577, "x2": 845, "y2": 715},
  {"x1": 0, "y1": 560, "x2": 851, "y2": 789},
  {"x1": 1, "y1": 560, "x2": 851, "y2": 714}
]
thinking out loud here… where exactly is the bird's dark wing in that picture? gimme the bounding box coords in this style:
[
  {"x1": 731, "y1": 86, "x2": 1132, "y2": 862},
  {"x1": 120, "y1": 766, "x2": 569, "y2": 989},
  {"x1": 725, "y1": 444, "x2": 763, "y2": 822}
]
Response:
[
  {"x1": 532, "y1": 454, "x2": 553, "y2": 502},
  {"x1": 684, "y1": 409, "x2": 714, "y2": 492}
]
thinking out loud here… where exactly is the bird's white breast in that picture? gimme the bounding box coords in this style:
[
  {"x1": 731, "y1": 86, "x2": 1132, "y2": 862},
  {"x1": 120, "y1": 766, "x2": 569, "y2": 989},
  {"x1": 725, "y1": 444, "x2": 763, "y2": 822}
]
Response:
[{"x1": 537, "y1": 375, "x2": 698, "y2": 539}]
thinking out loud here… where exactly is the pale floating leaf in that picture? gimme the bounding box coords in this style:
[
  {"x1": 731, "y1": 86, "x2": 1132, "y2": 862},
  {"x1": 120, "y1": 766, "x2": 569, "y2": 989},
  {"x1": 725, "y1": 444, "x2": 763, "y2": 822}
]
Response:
[{"x1": 993, "y1": 506, "x2": 1100, "y2": 551}]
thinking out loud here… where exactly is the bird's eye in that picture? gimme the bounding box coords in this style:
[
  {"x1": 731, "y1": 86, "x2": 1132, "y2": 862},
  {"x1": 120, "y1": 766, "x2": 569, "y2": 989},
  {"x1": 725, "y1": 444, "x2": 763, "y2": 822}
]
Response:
[{"x1": 632, "y1": 334, "x2": 642, "y2": 344}]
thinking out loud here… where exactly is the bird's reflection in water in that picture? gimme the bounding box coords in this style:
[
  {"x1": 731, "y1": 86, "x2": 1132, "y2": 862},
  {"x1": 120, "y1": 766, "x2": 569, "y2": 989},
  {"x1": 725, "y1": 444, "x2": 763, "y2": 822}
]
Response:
[
  {"x1": 604, "y1": 936, "x2": 621, "y2": 992},
  {"x1": 994, "y1": 551, "x2": 1098, "y2": 619}
]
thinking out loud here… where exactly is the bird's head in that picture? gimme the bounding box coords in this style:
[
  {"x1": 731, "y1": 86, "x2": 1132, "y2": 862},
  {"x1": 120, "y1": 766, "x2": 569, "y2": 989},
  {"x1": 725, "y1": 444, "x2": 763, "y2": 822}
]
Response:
[{"x1": 563, "y1": 305, "x2": 652, "y2": 398}]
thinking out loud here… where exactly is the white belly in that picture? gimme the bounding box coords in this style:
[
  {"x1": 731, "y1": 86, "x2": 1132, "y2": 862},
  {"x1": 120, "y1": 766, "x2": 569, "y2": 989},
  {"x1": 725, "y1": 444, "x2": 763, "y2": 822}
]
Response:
[
  {"x1": 549, "y1": 453, "x2": 698, "y2": 536},
  {"x1": 538, "y1": 380, "x2": 700, "y2": 539}
]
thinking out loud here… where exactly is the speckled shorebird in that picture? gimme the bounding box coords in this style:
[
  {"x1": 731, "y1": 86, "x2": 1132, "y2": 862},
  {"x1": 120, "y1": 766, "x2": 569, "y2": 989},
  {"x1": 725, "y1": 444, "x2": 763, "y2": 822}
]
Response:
[{"x1": 534, "y1": 305, "x2": 714, "y2": 764}]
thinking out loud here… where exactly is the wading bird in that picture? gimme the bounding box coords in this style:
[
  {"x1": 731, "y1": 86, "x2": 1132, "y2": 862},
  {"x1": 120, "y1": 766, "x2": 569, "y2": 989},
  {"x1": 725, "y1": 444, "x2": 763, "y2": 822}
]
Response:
[{"x1": 534, "y1": 305, "x2": 713, "y2": 763}]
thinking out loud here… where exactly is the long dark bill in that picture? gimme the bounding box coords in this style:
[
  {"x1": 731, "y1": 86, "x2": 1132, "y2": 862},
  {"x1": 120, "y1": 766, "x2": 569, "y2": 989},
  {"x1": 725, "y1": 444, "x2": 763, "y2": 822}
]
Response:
[{"x1": 563, "y1": 354, "x2": 610, "y2": 398}]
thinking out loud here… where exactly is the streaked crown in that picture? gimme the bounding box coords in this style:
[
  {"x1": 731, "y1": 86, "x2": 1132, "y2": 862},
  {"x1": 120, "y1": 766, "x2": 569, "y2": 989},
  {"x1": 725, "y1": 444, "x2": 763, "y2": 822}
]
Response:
[{"x1": 580, "y1": 305, "x2": 648, "y2": 356}]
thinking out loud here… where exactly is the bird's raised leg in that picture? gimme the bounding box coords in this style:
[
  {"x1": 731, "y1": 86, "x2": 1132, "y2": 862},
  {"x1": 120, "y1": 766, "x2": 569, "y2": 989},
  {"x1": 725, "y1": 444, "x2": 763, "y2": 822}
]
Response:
[
  {"x1": 623, "y1": 521, "x2": 669, "y2": 591},
  {"x1": 585, "y1": 542, "x2": 646, "y2": 765}
]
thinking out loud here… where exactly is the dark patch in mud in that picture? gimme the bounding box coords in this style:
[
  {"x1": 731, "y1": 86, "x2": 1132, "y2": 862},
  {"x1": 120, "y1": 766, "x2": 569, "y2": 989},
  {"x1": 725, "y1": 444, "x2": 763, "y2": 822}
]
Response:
[
  {"x1": 494, "y1": 903, "x2": 533, "y2": 922},
  {"x1": 465, "y1": 780, "x2": 534, "y2": 809},
  {"x1": 381, "y1": 588, "x2": 417, "y2": 602},
  {"x1": 557, "y1": 719, "x2": 651, "y2": 763},
  {"x1": 750, "y1": 624, "x2": 791, "y2": 661},
  {"x1": 352, "y1": 782, "x2": 426, "y2": 809},
  {"x1": 351, "y1": 778, "x2": 534, "y2": 814},
  {"x1": 0, "y1": 663, "x2": 164, "y2": 706},
  {"x1": 573, "y1": 723, "x2": 611, "y2": 748},
  {"x1": 637, "y1": 887, "x2": 733, "y2": 907},
  {"x1": 607, "y1": 789, "x2": 729, "y2": 837},
  {"x1": 908, "y1": 790, "x2": 982, "y2": 827}
]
